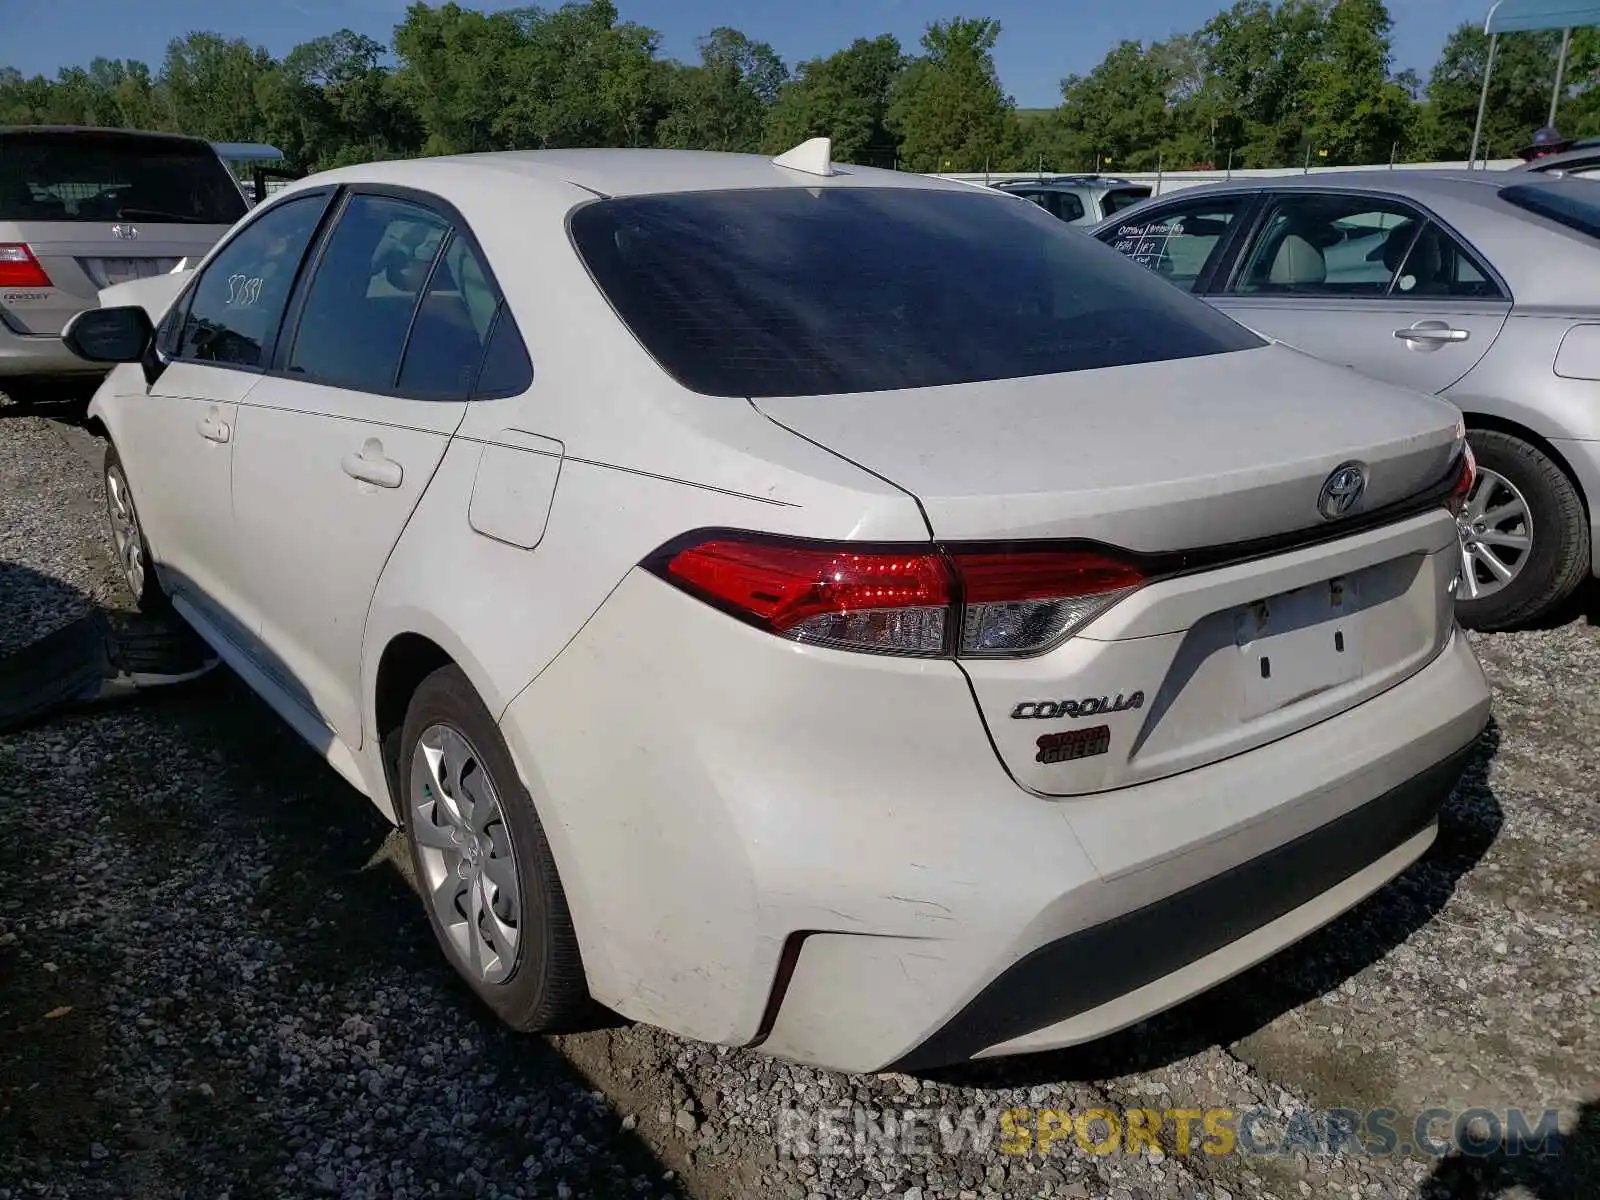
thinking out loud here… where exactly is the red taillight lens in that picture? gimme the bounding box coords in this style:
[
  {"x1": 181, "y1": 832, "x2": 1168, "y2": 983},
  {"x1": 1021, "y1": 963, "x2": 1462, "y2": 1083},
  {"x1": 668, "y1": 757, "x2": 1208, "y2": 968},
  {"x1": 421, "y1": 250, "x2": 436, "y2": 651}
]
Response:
[
  {"x1": 1446, "y1": 443, "x2": 1476, "y2": 516},
  {"x1": 659, "y1": 538, "x2": 1143, "y2": 657},
  {"x1": 0, "y1": 244, "x2": 51, "y2": 288},
  {"x1": 953, "y1": 550, "x2": 1145, "y2": 656}
]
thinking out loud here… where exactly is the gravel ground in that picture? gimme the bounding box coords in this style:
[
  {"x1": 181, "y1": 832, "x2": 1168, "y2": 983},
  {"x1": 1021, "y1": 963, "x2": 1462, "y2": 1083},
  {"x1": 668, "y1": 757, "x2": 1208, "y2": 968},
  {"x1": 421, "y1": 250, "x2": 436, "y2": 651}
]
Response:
[{"x1": 2, "y1": 401, "x2": 1597, "y2": 1200}]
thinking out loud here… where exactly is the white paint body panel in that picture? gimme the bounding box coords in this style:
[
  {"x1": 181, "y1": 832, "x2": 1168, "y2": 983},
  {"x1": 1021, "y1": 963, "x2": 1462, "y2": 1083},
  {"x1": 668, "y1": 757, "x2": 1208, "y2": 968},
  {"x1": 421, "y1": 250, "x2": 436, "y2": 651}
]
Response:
[{"x1": 88, "y1": 148, "x2": 1493, "y2": 1071}]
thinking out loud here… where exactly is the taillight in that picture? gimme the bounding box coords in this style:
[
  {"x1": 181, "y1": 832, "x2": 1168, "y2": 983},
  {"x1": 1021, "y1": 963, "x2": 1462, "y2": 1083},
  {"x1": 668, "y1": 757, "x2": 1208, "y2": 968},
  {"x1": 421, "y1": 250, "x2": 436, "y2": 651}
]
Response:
[
  {"x1": 953, "y1": 549, "x2": 1145, "y2": 656},
  {"x1": 1446, "y1": 443, "x2": 1476, "y2": 516},
  {"x1": 0, "y1": 244, "x2": 51, "y2": 288},
  {"x1": 657, "y1": 537, "x2": 1144, "y2": 657}
]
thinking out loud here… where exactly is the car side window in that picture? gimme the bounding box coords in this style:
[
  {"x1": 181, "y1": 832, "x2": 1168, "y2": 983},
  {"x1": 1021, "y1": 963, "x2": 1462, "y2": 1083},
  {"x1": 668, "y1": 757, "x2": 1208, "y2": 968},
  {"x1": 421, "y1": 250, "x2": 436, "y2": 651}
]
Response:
[
  {"x1": 1392, "y1": 220, "x2": 1504, "y2": 299},
  {"x1": 1056, "y1": 192, "x2": 1085, "y2": 222},
  {"x1": 1230, "y1": 194, "x2": 1424, "y2": 297},
  {"x1": 286, "y1": 193, "x2": 451, "y2": 393},
  {"x1": 395, "y1": 232, "x2": 503, "y2": 398},
  {"x1": 471, "y1": 304, "x2": 534, "y2": 397},
  {"x1": 172, "y1": 194, "x2": 326, "y2": 368},
  {"x1": 1099, "y1": 197, "x2": 1247, "y2": 292}
]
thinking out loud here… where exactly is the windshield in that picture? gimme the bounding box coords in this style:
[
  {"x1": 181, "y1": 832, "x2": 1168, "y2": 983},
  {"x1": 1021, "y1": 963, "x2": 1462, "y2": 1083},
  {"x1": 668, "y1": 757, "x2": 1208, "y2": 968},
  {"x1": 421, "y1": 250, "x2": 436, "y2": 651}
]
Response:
[
  {"x1": 0, "y1": 131, "x2": 247, "y2": 225},
  {"x1": 570, "y1": 186, "x2": 1262, "y2": 398}
]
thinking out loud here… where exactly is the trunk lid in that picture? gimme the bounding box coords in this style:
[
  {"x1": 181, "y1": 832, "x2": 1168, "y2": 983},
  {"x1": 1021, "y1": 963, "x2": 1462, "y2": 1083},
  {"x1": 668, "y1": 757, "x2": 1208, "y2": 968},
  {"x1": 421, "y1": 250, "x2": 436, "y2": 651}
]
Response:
[
  {"x1": 753, "y1": 343, "x2": 1463, "y2": 549},
  {"x1": 756, "y1": 342, "x2": 1466, "y2": 795}
]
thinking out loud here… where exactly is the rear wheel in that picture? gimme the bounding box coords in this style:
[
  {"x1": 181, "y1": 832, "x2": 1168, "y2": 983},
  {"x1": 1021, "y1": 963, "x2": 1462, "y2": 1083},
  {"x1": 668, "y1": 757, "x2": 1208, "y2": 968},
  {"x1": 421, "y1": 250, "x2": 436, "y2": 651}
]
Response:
[
  {"x1": 1455, "y1": 430, "x2": 1589, "y2": 631},
  {"x1": 399, "y1": 664, "x2": 590, "y2": 1030}
]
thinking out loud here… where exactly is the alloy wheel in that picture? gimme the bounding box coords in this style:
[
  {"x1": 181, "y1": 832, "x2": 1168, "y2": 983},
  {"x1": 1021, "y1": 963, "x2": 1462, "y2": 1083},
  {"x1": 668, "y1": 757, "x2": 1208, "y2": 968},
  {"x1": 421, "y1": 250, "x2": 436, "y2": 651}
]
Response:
[
  {"x1": 105, "y1": 465, "x2": 146, "y2": 600},
  {"x1": 409, "y1": 723, "x2": 522, "y2": 985},
  {"x1": 1457, "y1": 466, "x2": 1533, "y2": 601}
]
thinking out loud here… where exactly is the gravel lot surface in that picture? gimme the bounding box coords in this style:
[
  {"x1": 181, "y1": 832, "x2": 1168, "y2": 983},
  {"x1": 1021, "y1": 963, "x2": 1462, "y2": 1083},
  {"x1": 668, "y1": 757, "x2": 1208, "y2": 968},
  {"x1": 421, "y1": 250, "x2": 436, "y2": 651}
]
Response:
[{"x1": 2, "y1": 398, "x2": 1597, "y2": 1200}]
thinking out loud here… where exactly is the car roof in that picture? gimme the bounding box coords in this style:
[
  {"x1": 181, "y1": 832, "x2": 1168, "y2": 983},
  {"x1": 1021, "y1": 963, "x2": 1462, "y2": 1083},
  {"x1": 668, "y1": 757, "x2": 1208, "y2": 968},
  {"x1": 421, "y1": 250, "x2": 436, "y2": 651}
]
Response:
[
  {"x1": 282, "y1": 148, "x2": 988, "y2": 202},
  {"x1": 997, "y1": 177, "x2": 1147, "y2": 191},
  {"x1": 0, "y1": 125, "x2": 215, "y2": 149}
]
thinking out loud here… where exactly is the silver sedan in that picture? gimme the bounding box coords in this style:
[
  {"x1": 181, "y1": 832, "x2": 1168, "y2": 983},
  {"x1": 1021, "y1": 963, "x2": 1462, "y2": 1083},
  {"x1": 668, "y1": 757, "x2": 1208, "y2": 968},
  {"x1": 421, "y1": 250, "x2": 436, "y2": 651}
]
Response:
[{"x1": 1092, "y1": 171, "x2": 1600, "y2": 629}]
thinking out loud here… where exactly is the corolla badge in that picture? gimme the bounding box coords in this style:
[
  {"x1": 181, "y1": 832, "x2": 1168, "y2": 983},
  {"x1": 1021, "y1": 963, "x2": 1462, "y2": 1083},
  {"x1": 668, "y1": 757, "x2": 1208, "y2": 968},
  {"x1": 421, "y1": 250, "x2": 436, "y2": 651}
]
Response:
[{"x1": 1317, "y1": 461, "x2": 1368, "y2": 520}]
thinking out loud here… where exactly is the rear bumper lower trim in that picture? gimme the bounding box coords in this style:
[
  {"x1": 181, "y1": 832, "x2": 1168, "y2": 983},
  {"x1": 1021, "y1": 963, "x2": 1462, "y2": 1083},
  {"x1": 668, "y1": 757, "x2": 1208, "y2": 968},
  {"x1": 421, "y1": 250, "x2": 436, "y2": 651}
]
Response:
[{"x1": 889, "y1": 742, "x2": 1476, "y2": 1070}]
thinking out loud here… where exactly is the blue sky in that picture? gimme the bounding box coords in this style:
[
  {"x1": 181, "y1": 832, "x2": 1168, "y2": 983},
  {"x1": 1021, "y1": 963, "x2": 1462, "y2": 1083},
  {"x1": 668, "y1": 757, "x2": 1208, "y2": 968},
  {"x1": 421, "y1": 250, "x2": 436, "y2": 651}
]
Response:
[{"x1": 6, "y1": 0, "x2": 1488, "y2": 109}]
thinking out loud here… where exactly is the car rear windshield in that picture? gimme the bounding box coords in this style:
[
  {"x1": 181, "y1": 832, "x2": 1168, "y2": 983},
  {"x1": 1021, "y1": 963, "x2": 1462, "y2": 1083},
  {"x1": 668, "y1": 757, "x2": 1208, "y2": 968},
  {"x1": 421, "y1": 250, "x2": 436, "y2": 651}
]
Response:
[
  {"x1": 569, "y1": 186, "x2": 1263, "y2": 398},
  {"x1": 1499, "y1": 181, "x2": 1600, "y2": 240},
  {"x1": 0, "y1": 131, "x2": 247, "y2": 225}
]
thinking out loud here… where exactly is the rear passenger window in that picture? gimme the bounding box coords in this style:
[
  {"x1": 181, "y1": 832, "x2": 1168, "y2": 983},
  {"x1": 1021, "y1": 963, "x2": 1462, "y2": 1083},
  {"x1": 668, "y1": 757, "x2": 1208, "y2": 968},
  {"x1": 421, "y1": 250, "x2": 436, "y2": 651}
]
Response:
[
  {"x1": 174, "y1": 193, "x2": 326, "y2": 368},
  {"x1": 1056, "y1": 192, "x2": 1085, "y2": 222},
  {"x1": 396, "y1": 233, "x2": 501, "y2": 398},
  {"x1": 1232, "y1": 195, "x2": 1419, "y2": 296},
  {"x1": 472, "y1": 305, "x2": 533, "y2": 397},
  {"x1": 287, "y1": 194, "x2": 449, "y2": 392}
]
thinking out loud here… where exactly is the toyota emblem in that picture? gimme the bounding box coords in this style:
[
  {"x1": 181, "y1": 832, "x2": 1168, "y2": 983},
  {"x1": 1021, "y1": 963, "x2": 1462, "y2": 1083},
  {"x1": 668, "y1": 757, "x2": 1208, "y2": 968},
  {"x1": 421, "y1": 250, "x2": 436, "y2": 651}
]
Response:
[
  {"x1": 1317, "y1": 462, "x2": 1368, "y2": 520},
  {"x1": 111, "y1": 223, "x2": 138, "y2": 240}
]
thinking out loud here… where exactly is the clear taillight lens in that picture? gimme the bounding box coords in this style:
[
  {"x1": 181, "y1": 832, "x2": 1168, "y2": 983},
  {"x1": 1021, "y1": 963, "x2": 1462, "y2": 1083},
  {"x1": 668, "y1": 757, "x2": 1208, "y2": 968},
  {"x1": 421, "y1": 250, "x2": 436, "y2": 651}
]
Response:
[
  {"x1": 656, "y1": 537, "x2": 1143, "y2": 657},
  {"x1": 0, "y1": 244, "x2": 51, "y2": 288},
  {"x1": 953, "y1": 550, "x2": 1145, "y2": 656}
]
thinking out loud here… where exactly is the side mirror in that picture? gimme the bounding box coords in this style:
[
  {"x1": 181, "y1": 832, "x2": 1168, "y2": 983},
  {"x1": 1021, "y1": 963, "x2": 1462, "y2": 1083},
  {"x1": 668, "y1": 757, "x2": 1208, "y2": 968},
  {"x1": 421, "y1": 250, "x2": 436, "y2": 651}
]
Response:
[{"x1": 62, "y1": 305, "x2": 154, "y2": 364}]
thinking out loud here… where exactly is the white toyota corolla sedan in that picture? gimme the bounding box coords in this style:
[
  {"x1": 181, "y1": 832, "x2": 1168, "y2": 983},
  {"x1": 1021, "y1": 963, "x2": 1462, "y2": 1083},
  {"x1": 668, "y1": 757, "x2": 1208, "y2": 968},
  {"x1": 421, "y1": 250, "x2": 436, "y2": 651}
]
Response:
[{"x1": 64, "y1": 141, "x2": 1491, "y2": 1073}]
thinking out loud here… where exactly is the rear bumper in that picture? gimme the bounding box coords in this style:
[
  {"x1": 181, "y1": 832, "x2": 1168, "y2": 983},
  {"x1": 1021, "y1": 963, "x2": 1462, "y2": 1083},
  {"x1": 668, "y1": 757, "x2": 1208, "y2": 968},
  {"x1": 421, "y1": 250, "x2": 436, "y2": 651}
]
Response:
[
  {"x1": 889, "y1": 742, "x2": 1470, "y2": 1069},
  {"x1": 501, "y1": 566, "x2": 1491, "y2": 1074}
]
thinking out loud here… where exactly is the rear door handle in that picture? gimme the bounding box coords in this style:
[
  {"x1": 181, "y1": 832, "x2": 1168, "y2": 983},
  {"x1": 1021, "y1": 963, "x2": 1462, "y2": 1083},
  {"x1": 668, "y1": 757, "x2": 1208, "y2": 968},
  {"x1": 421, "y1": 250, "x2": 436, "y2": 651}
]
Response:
[
  {"x1": 1394, "y1": 322, "x2": 1470, "y2": 349},
  {"x1": 341, "y1": 438, "x2": 403, "y2": 489},
  {"x1": 196, "y1": 411, "x2": 231, "y2": 443}
]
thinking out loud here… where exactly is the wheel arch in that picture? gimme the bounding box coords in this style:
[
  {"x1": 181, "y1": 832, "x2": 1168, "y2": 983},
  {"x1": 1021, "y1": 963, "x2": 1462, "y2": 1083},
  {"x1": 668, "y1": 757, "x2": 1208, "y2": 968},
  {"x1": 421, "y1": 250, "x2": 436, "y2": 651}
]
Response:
[
  {"x1": 1460, "y1": 412, "x2": 1591, "y2": 521},
  {"x1": 365, "y1": 621, "x2": 615, "y2": 1001}
]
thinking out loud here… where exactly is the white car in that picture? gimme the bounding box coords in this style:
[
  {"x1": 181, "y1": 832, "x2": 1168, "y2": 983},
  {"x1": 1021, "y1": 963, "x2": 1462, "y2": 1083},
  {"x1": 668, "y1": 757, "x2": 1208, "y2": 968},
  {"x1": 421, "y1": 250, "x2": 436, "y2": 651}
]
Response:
[{"x1": 66, "y1": 141, "x2": 1491, "y2": 1074}]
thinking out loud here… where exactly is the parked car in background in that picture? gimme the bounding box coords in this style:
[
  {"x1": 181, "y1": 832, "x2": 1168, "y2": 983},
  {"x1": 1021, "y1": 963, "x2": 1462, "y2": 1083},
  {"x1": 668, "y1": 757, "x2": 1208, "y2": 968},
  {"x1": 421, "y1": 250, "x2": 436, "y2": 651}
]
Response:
[
  {"x1": 1510, "y1": 140, "x2": 1600, "y2": 178},
  {"x1": 992, "y1": 175, "x2": 1152, "y2": 225},
  {"x1": 1092, "y1": 171, "x2": 1600, "y2": 630},
  {"x1": 65, "y1": 144, "x2": 1488, "y2": 1073},
  {"x1": 0, "y1": 126, "x2": 250, "y2": 403}
]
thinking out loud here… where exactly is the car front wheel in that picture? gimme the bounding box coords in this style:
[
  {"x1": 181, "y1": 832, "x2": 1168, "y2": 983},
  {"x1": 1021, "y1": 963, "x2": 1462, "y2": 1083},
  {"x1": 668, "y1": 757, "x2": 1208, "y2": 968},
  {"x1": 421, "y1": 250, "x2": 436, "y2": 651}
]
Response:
[
  {"x1": 103, "y1": 443, "x2": 168, "y2": 614},
  {"x1": 399, "y1": 664, "x2": 591, "y2": 1031},
  {"x1": 1455, "y1": 430, "x2": 1590, "y2": 631}
]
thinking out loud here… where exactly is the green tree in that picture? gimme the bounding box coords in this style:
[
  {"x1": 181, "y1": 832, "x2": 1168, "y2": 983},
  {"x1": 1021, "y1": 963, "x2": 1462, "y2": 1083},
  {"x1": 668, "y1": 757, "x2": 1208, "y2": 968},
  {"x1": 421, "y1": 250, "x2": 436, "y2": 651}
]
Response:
[
  {"x1": 392, "y1": 2, "x2": 530, "y2": 154},
  {"x1": 1055, "y1": 40, "x2": 1175, "y2": 171},
  {"x1": 656, "y1": 27, "x2": 786, "y2": 152},
  {"x1": 157, "y1": 32, "x2": 279, "y2": 142},
  {"x1": 1421, "y1": 23, "x2": 1600, "y2": 159},
  {"x1": 887, "y1": 17, "x2": 1017, "y2": 172},
  {"x1": 1299, "y1": 0, "x2": 1414, "y2": 163},
  {"x1": 763, "y1": 35, "x2": 905, "y2": 165}
]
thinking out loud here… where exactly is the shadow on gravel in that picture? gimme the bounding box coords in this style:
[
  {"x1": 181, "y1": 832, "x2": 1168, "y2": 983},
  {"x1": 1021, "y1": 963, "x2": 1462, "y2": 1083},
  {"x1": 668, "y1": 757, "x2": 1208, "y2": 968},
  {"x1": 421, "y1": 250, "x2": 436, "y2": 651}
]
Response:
[
  {"x1": 926, "y1": 719, "x2": 1505, "y2": 1090},
  {"x1": 0, "y1": 561, "x2": 681, "y2": 1198},
  {"x1": 1528, "y1": 577, "x2": 1600, "y2": 631},
  {"x1": 1418, "y1": 1097, "x2": 1600, "y2": 1200}
]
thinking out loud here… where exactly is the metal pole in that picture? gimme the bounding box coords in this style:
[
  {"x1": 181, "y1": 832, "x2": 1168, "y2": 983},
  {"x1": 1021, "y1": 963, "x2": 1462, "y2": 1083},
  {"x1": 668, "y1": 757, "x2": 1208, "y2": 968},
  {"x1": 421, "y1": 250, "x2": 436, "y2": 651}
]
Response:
[
  {"x1": 1226, "y1": 147, "x2": 1233, "y2": 179},
  {"x1": 1550, "y1": 28, "x2": 1572, "y2": 127},
  {"x1": 1155, "y1": 153, "x2": 1163, "y2": 197},
  {"x1": 1469, "y1": 32, "x2": 1498, "y2": 169}
]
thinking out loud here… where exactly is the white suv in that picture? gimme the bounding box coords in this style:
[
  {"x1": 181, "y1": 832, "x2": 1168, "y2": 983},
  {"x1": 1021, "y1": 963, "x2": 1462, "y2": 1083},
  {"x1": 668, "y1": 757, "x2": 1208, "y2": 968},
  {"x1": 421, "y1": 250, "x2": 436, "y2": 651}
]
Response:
[{"x1": 67, "y1": 144, "x2": 1489, "y2": 1073}]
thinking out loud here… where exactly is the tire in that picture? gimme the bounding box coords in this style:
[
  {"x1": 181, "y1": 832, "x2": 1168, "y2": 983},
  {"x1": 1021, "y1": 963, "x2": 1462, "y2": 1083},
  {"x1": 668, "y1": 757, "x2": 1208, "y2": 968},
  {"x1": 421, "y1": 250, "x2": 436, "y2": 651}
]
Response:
[
  {"x1": 1455, "y1": 429, "x2": 1590, "y2": 632},
  {"x1": 102, "y1": 442, "x2": 169, "y2": 615},
  {"x1": 399, "y1": 664, "x2": 590, "y2": 1031}
]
